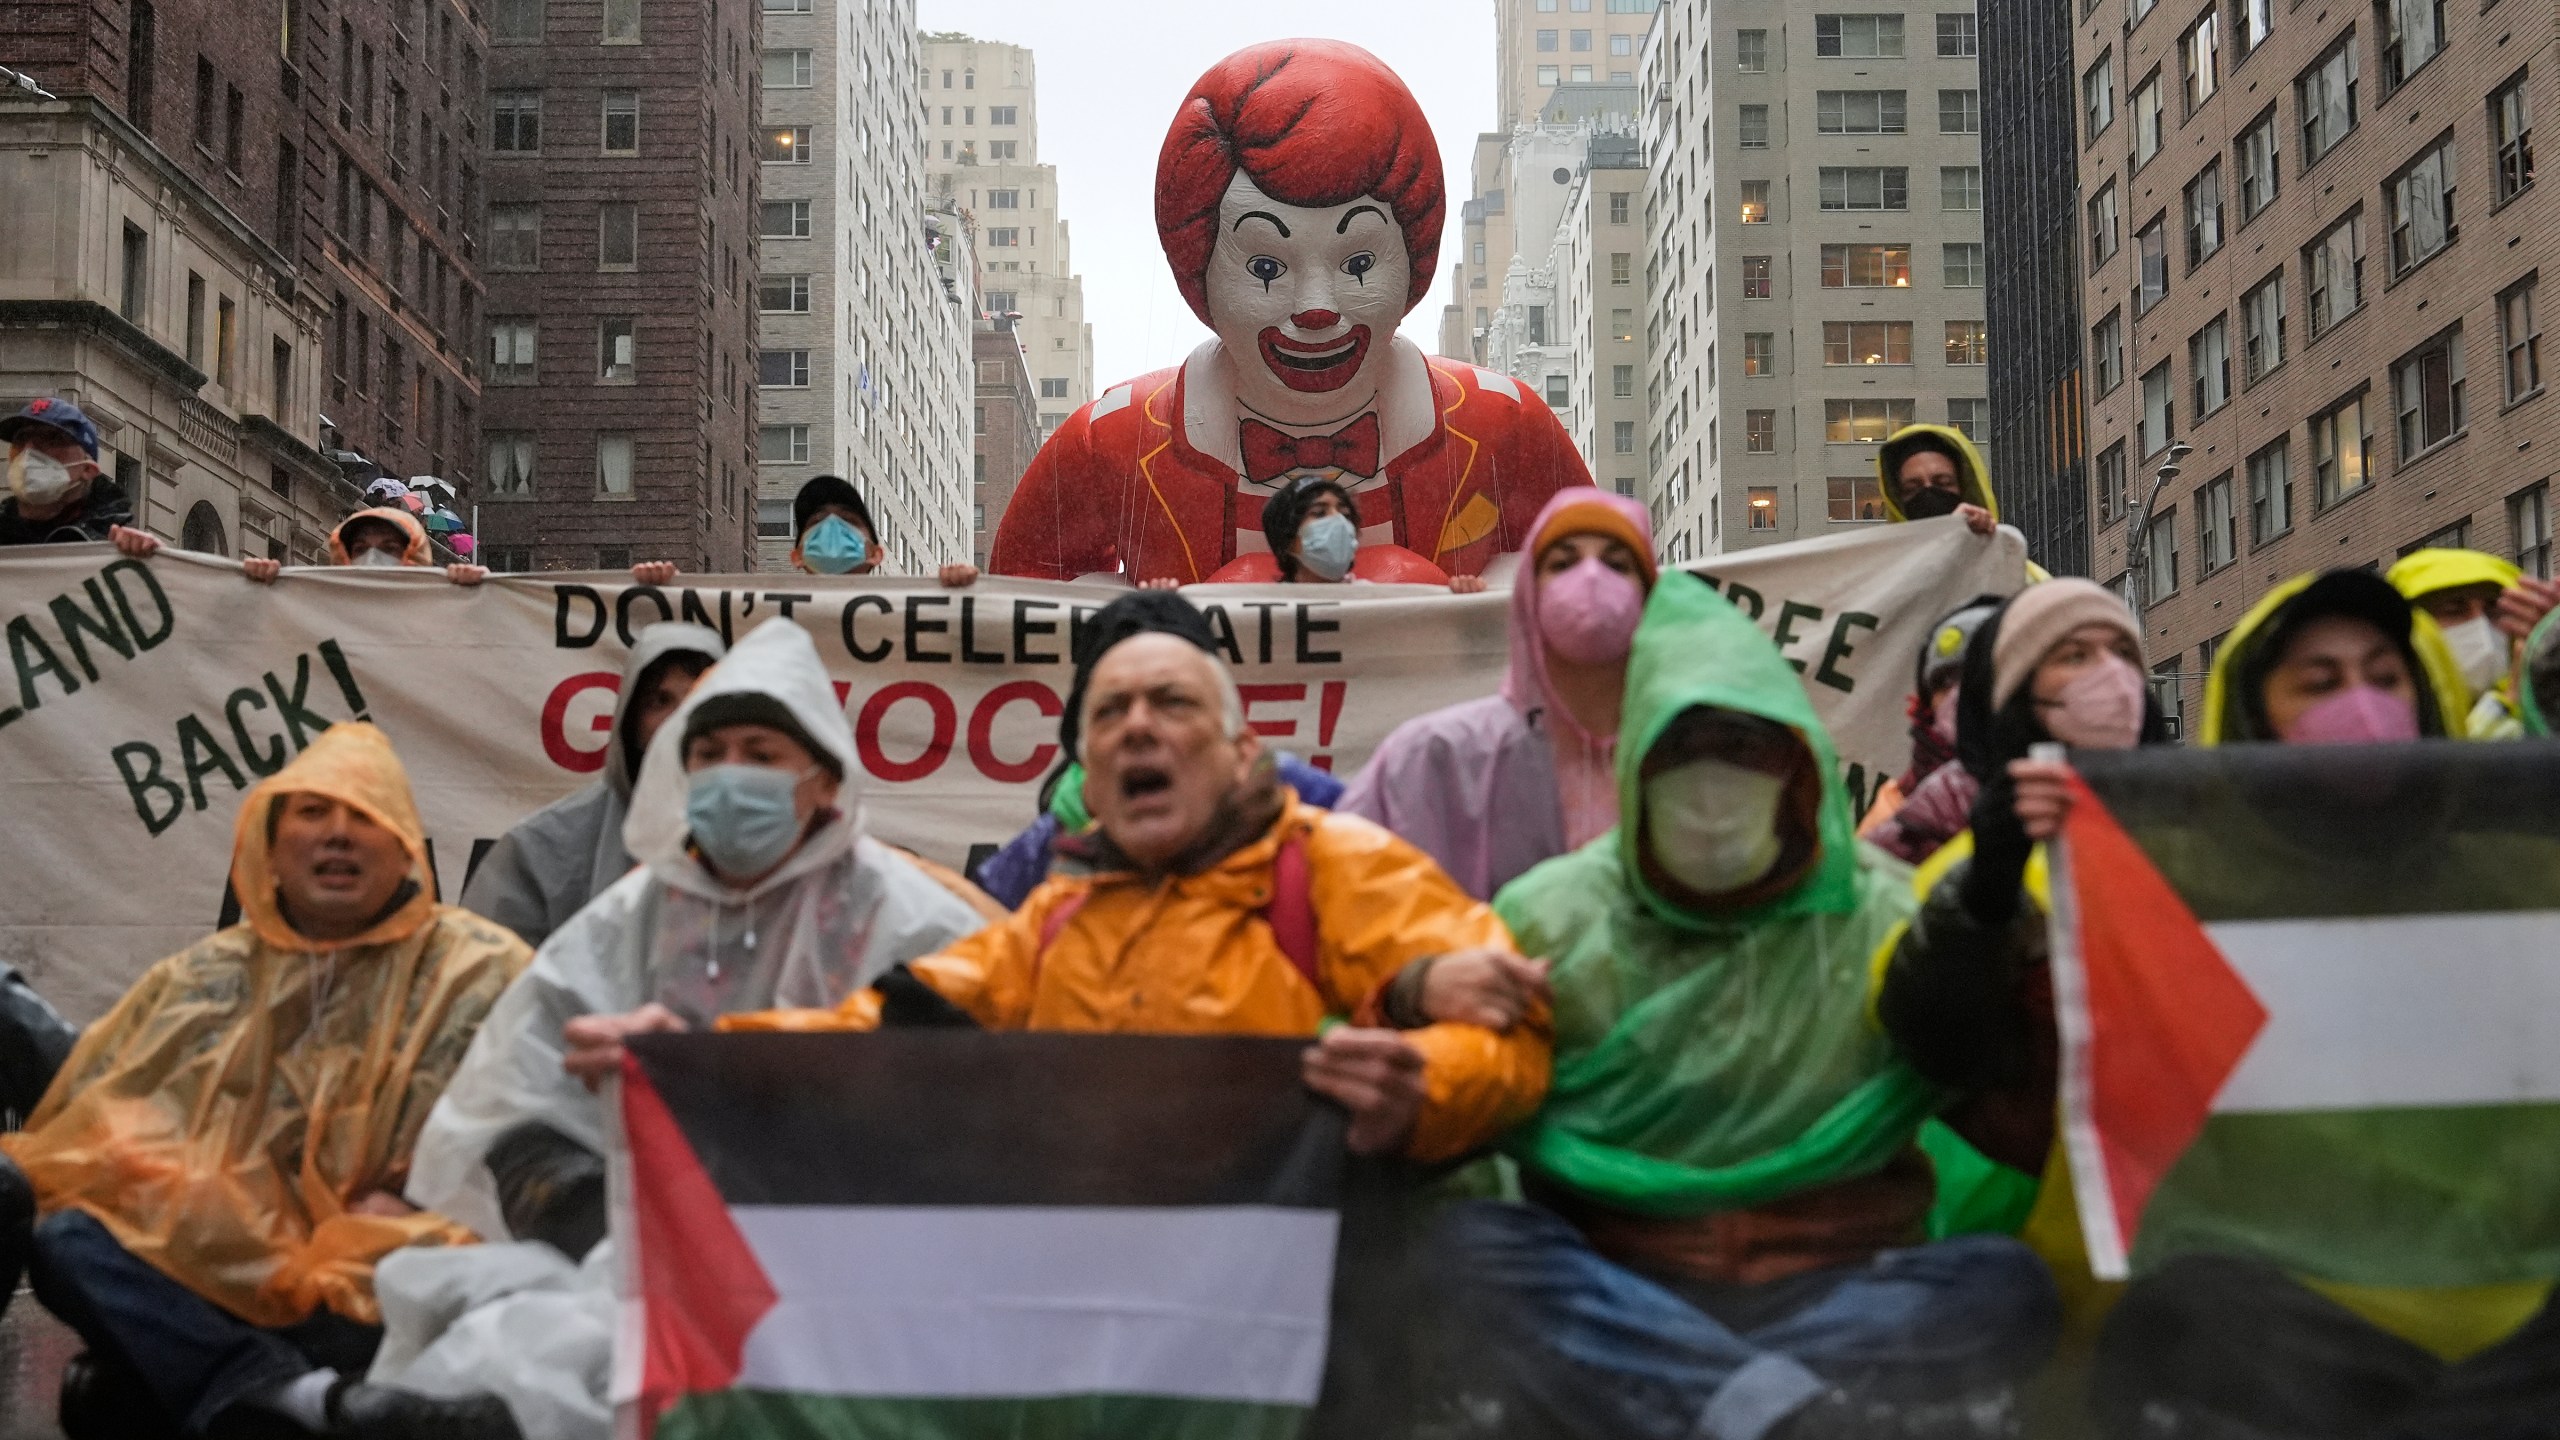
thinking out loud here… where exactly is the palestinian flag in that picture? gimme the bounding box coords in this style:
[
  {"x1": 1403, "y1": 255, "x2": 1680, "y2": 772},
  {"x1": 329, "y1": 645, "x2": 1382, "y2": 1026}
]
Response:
[
  {"x1": 2046, "y1": 740, "x2": 2560, "y2": 1285},
  {"x1": 612, "y1": 1031, "x2": 1348, "y2": 1439}
]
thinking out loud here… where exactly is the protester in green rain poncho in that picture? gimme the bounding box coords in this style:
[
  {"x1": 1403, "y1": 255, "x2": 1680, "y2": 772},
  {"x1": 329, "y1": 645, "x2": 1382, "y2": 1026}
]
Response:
[
  {"x1": 2522, "y1": 606, "x2": 2560, "y2": 737},
  {"x1": 1428, "y1": 573, "x2": 2060, "y2": 1440}
]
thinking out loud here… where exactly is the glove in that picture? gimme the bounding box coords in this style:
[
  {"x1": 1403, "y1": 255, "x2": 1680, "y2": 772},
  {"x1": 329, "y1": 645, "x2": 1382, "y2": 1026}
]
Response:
[{"x1": 1958, "y1": 770, "x2": 2033, "y2": 928}]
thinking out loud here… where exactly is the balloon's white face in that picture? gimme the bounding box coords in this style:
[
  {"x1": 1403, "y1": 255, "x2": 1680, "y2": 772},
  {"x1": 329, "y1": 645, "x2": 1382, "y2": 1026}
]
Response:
[{"x1": 1205, "y1": 172, "x2": 1412, "y2": 416}]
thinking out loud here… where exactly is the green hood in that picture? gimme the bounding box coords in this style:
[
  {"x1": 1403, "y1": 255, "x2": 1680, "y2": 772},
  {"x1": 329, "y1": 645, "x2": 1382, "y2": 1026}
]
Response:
[
  {"x1": 1615, "y1": 572, "x2": 1863, "y2": 926},
  {"x1": 2525, "y1": 606, "x2": 2560, "y2": 737},
  {"x1": 1492, "y1": 573, "x2": 1934, "y2": 1218},
  {"x1": 1876, "y1": 423, "x2": 1997, "y2": 522}
]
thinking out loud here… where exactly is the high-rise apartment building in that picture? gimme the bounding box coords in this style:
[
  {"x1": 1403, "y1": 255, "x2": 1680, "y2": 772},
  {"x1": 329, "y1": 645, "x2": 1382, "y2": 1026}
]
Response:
[
  {"x1": 2072, "y1": 0, "x2": 2557, "y2": 727},
  {"x1": 920, "y1": 34, "x2": 1093, "y2": 437},
  {"x1": 476, "y1": 0, "x2": 759, "y2": 574},
  {"x1": 2, "y1": 0, "x2": 485, "y2": 563},
  {"x1": 753, "y1": 0, "x2": 975, "y2": 575},
  {"x1": 971, "y1": 320, "x2": 1040, "y2": 567},
  {"x1": 1979, "y1": 0, "x2": 2091, "y2": 575},
  {"x1": 1643, "y1": 0, "x2": 1990, "y2": 561}
]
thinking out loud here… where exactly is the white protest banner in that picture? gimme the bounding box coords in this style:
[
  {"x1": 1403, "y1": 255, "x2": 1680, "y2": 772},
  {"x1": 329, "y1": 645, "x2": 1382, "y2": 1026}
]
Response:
[{"x1": 0, "y1": 517, "x2": 2021, "y2": 1019}]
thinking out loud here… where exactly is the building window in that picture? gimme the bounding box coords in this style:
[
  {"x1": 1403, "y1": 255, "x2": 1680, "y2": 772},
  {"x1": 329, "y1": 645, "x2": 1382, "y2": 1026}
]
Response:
[
  {"x1": 1744, "y1": 332, "x2": 1775, "y2": 375},
  {"x1": 987, "y1": 189, "x2": 1021, "y2": 209},
  {"x1": 1937, "y1": 13, "x2": 1978, "y2": 56},
  {"x1": 1827, "y1": 476, "x2": 1889, "y2": 521},
  {"x1": 2299, "y1": 35, "x2": 2358, "y2": 166},
  {"x1": 986, "y1": 227, "x2": 1021, "y2": 247},
  {"x1": 1738, "y1": 180, "x2": 1771, "y2": 224},
  {"x1": 988, "y1": 140, "x2": 1018, "y2": 160},
  {"x1": 491, "y1": 89, "x2": 539, "y2": 152},
  {"x1": 763, "y1": 49, "x2": 812, "y2": 88},
  {"x1": 486, "y1": 431, "x2": 535, "y2": 495},
  {"x1": 990, "y1": 105, "x2": 1019, "y2": 125},
  {"x1": 1735, "y1": 28, "x2": 1768, "y2": 71},
  {"x1": 598, "y1": 317, "x2": 635, "y2": 382},
  {"x1": 1943, "y1": 242, "x2": 1984, "y2": 288},
  {"x1": 1748, "y1": 486, "x2": 1780, "y2": 530},
  {"x1": 2387, "y1": 136, "x2": 2457, "y2": 275},
  {"x1": 760, "y1": 126, "x2": 810, "y2": 163},
  {"x1": 2236, "y1": 0, "x2": 2274, "y2": 56},
  {"x1": 2182, "y1": 11, "x2": 2220, "y2": 113},
  {"x1": 2090, "y1": 182, "x2": 2122, "y2": 266},
  {"x1": 1941, "y1": 166, "x2": 1983, "y2": 210},
  {"x1": 2199, "y1": 473, "x2": 2236, "y2": 572},
  {"x1": 1938, "y1": 89, "x2": 1980, "y2": 134},
  {"x1": 2136, "y1": 216, "x2": 2169, "y2": 313},
  {"x1": 1741, "y1": 256, "x2": 1775, "y2": 298},
  {"x1": 1544, "y1": 374, "x2": 1571, "y2": 408},
  {"x1": 1945, "y1": 319, "x2": 1989, "y2": 366},
  {"x1": 1948, "y1": 397, "x2": 1988, "y2": 438},
  {"x1": 1536, "y1": 27, "x2": 1559, "y2": 50},
  {"x1": 759, "y1": 348, "x2": 810, "y2": 387},
  {"x1": 2098, "y1": 441, "x2": 2128, "y2": 522},
  {"x1": 1825, "y1": 398, "x2": 1916, "y2": 441},
  {"x1": 2237, "y1": 108, "x2": 2280, "y2": 220},
  {"x1": 1609, "y1": 190, "x2": 1631, "y2": 224},
  {"x1": 2146, "y1": 509, "x2": 2180, "y2": 597},
  {"x1": 1537, "y1": 64, "x2": 1559, "y2": 86},
  {"x1": 2191, "y1": 315, "x2": 2232, "y2": 414},
  {"x1": 489, "y1": 317, "x2": 536, "y2": 383},
  {"x1": 2185, "y1": 161, "x2": 2225, "y2": 265},
  {"x1": 600, "y1": 0, "x2": 637, "y2": 42},
  {"x1": 1612, "y1": 420, "x2": 1637, "y2": 454},
  {"x1": 1747, "y1": 409, "x2": 1777, "y2": 452},
  {"x1": 2493, "y1": 74, "x2": 2535, "y2": 204},
  {"x1": 601, "y1": 90, "x2": 637, "y2": 154},
  {"x1": 759, "y1": 273, "x2": 810, "y2": 313},
  {"x1": 2511, "y1": 482, "x2": 2552, "y2": 577},
  {"x1": 2379, "y1": 0, "x2": 2444, "y2": 91},
  {"x1": 2243, "y1": 270, "x2": 2288, "y2": 383},
  {"x1": 758, "y1": 424, "x2": 810, "y2": 464},
  {"x1": 1610, "y1": 251, "x2": 1632, "y2": 285},
  {"x1": 761, "y1": 199, "x2": 811, "y2": 238},
  {"x1": 184, "y1": 272, "x2": 206, "y2": 367},
  {"x1": 1820, "y1": 166, "x2": 1908, "y2": 210},
  {"x1": 1821, "y1": 243, "x2": 1912, "y2": 288},
  {"x1": 596, "y1": 432, "x2": 634, "y2": 495},
  {"x1": 2312, "y1": 393, "x2": 2371, "y2": 506},
  {"x1": 985, "y1": 289, "x2": 1018, "y2": 315},
  {"x1": 1527, "y1": 305, "x2": 1549, "y2": 345},
  {"x1": 1610, "y1": 308, "x2": 1635, "y2": 340},
  {"x1": 1612, "y1": 363, "x2": 1635, "y2": 397},
  {"x1": 2501, "y1": 276, "x2": 2544, "y2": 402},
  {"x1": 2305, "y1": 211, "x2": 2365, "y2": 338},
  {"x1": 2141, "y1": 362, "x2": 2174, "y2": 455},
  {"x1": 1817, "y1": 90, "x2": 1906, "y2": 134},
  {"x1": 1815, "y1": 14, "x2": 1905, "y2": 57},
  {"x1": 1825, "y1": 321, "x2": 1913, "y2": 365},
  {"x1": 2392, "y1": 328, "x2": 2466, "y2": 459},
  {"x1": 2093, "y1": 309, "x2": 2126, "y2": 394},
  {"x1": 1571, "y1": 28, "x2": 1593, "y2": 50},
  {"x1": 2133, "y1": 71, "x2": 2164, "y2": 168},
  {"x1": 1040, "y1": 378, "x2": 1072, "y2": 399},
  {"x1": 488, "y1": 202, "x2": 539, "y2": 270},
  {"x1": 2248, "y1": 438, "x2": 2292, "y2": 544},
  {"x1": 598, "y1": 202, "x2": 637, "y2": 269},
  {"x1": 2085, "y1": 52, "x2": 2116, "y2": 142},
  {"x1": 1739, "y1": 105, "x2": 1771, "y2": 148}
]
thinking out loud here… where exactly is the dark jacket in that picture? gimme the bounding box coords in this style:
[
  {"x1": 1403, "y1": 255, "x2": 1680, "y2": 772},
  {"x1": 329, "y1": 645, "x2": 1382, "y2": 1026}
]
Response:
[{"x1": 0, "y1": 475, "x2": 132, "y2": 547}]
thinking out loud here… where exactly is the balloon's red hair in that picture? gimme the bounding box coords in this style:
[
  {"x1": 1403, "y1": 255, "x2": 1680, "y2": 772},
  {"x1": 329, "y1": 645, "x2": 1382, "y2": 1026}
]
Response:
[{"x1": 1156, "y1": 40, "x2": 1445, "y2": 328}]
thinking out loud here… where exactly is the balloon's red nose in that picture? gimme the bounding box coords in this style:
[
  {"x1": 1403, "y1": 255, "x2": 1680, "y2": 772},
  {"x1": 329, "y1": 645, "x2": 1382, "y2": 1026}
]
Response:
[{"x1": 1291, "y1": 310, "x2": 1343, "y2": 332}]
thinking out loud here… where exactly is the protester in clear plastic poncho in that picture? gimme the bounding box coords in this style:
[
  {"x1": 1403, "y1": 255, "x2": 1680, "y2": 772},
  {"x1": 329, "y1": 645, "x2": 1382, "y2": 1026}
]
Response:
[
  {"x1": 1432, "y1": 573, "x2": 2058, "y2": 1440},
  {"x1": 380, "y1": 619, "x2": 984, "y2": 1439},
  {"x1": 0, "y1": 722, "x2": 529, "y2": 1439},
  {"x1": 1337, "y1": 487, "x2": 1656, "y2": 900},
  {"x1": 460, "y1": 622, "x2": 726, "y2": 948}
]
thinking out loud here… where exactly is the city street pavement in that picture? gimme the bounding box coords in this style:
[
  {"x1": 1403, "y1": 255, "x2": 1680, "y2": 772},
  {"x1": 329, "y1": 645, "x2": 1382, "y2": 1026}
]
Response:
[{"x1": 0, "y1": 1293, "x2": 72, "y2": 1440}]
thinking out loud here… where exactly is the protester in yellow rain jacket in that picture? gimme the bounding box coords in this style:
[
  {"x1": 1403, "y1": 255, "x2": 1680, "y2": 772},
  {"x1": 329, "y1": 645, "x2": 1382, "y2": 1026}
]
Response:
[
  {"x1": 2384, "y1": 547, "x2": 2560, "y2": 738},
  {"x1": 1876, "y1": 423, "x2": 2002, "y2": 535},
  {"x1": 0, "y1": 722, "x2": 528, "y2": 1440},
  {"x1": 693, "y1": 629, "x2": 1552, "y2": 1168}
]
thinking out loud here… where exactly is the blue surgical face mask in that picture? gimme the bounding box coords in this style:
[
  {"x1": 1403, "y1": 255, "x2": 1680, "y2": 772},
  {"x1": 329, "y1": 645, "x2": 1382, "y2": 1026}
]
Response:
[
  {"x1": 1297, "y1": 512, "x2": 1358, "y2": 582},
  {"x1": 801, "y1": 515, "x2": 870, "y2": 575},
  {"x1": 685, "y1": 763, "x2": 811, "y2": 879}
]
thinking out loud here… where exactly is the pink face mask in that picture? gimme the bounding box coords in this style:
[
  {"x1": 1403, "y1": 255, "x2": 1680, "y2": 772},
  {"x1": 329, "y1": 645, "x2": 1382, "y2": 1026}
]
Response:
[
  {"x1": 2284, "y1": 685, "x2": 2421, "y2": 745},
  {"x1": 1537, "y1": 557, "x2": 1647, "y2": 666},
  {"x1": 2038, "y1": 653, "x2": 2147, "y2": 751}
]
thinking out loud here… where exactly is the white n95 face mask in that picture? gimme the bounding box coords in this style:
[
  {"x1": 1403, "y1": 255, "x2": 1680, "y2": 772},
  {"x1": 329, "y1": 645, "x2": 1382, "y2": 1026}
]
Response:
[
  {"x1": 2440, "y1": 615, "x2": 2508, "y2": 694},
  {"x1": 1643, "y1": 756, "x2": 1787, "y2": 896},
  {"x1": 8, "y1": 447, "x2": 78, "y2": 507}
]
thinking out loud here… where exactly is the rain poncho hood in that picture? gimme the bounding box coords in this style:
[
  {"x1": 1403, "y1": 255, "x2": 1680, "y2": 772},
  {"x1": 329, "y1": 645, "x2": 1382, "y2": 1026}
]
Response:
[
  {"x1": 459, "y1": 623, "x2": 726, "y2": 948},
  {"x1": 328, "y1": 505, "x2": 433, "y2": 566},
  {"x1": 410, "y1": 619, "x2": 985, "y2": 1244},
  {"x1": 1493, "y1": 574, "x2": 1934, "y2": 1217},
  {"x1": 1876, "y1": 423, "x2": 1997, "y2": 522},
  {"x1": 2200, "y1": 570, "x2": 2470, "y2": 744},
  {"x1": 2385, "y1": 547, "x2": 2522, "y2": 604},
  {"x1": 1341, "y1": 488, "x2": 1652, "y2": 898},
  {"x1": 2525, "y1": 607, "x2": 2560, "y2": 737},
  {"x1": 0, "y1": 723, "x2": 530, "y2": 1327}
]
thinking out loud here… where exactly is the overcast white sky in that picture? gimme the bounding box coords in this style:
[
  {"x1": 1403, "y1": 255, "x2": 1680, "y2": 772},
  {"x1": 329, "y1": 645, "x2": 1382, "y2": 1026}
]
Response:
[{"x1": 914, "y1": 0, "x2": 1499, "y2": 385}]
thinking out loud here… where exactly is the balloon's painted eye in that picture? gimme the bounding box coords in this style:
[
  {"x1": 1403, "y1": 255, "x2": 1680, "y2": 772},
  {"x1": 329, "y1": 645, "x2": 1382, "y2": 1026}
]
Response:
[
  {"x1": 1344, "y1": 252, "x2": 1377, "y2": 280},
  {"x1": 1247, "y1": 256, "x2": 1285, "y2": 284}
]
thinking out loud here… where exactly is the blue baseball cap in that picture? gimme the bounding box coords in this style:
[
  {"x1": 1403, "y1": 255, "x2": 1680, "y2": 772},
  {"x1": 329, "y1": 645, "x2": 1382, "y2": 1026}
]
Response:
[{"x1": 0, "y1": 397, "x2": 101, "y2": 459}]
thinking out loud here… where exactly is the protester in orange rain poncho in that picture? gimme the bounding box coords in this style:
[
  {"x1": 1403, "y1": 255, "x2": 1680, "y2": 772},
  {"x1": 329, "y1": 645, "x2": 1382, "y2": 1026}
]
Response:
[{"x1": 0, "y1": 722, "x2": 528, "y2": 1440}]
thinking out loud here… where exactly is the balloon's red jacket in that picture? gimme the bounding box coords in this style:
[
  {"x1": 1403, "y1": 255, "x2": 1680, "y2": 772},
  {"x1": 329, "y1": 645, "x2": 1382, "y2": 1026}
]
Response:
[{"x1": 989, "y1": 357, "x2": 1592, "y2": 586}]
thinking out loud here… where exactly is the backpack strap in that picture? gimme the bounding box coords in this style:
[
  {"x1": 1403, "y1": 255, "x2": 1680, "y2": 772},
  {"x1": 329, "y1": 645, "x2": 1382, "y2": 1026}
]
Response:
[{"x1": 1027, "y1": 832, "x2": 1324, "y2": 1003}]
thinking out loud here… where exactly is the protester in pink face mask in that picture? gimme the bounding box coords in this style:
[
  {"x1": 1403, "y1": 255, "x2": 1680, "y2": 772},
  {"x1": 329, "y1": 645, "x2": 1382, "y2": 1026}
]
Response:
[
  {"x1": 1338, "y1": 489, "x2": 1656, "y2": 900},
  {"x1": 2197, "y1": 569, "x2": 2466, "y2": 747}
]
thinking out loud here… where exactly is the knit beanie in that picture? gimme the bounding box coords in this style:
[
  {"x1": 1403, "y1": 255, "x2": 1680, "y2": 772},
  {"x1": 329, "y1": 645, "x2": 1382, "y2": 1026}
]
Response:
[{"x1": 1988, "y1": 578, "x2": 2143, "y2": 708}]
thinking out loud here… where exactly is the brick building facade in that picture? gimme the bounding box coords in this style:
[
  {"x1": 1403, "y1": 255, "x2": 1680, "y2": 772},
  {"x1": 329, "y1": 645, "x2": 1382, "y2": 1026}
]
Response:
[{"x1": 971, "y1": 319, "x2": 1039, "y2": 567}]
